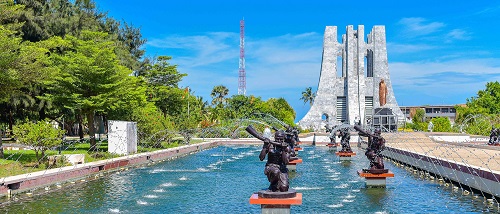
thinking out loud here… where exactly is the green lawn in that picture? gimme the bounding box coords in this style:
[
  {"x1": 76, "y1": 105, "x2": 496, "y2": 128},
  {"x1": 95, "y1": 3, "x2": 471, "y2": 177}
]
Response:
[{"x1": 0, "y1": 139, "x2": 203, "y2": 178}]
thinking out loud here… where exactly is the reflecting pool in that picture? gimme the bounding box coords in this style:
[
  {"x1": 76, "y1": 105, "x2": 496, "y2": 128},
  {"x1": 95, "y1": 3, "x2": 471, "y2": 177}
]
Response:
[{"x1": 0, "y1": 145, "x2": 496, "y2": 213}]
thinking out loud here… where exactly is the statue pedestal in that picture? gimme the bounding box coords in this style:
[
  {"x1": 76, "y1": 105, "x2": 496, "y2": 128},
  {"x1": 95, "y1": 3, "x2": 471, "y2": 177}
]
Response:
[
  {"x1": 357, "y1": 169, "x2": 394, "y2": 187},
  {"x1": 335, "y1": 151, "x2": 356, "y2": 161},
  {"x1": 296, "y1": 141, "x2": 302, "y2": 145},
  {"x1": 249, "y1": 190, "x2": 302, "y2": 214},
  {"x1": 326, "y1": 143, "x2": 339, "y2": 150},
  {"x1": 287, "y1": 159, "x2": 302, "y2": 172}
]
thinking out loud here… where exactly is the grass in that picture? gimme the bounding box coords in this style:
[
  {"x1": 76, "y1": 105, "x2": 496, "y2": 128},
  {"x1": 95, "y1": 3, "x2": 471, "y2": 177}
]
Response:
[{"x1": 1, "y1": 138, "x2": 204, "y2": 178}]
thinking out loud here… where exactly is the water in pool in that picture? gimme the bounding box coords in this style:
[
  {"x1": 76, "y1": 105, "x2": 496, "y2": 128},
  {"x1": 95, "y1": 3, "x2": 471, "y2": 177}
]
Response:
[{"x1": 0, "y1": 145, "x2": 496, "y2": 213}]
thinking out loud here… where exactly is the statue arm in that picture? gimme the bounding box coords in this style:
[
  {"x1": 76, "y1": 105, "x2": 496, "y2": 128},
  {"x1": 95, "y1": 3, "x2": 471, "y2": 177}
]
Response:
[
  {"x1": 380, "y1": 138, "x2": 386, "y2": 151},
  {"x1": 357, "y1": 130, "x2": 372, "y2": 138},
  {"x1": 354, "y1": 125, "x2": 374, "y2": 138},
  {"x1": 282, "y1": 147, "x2": 290, "y2": 164},
  {"x1": 259, "y1": 145, "x2": 268, "y2": 161}
]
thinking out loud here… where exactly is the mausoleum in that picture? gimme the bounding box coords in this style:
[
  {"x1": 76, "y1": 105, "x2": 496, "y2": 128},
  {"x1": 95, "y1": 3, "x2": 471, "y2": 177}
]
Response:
[{"x1": 298, "y1": 25, "x2": 404, "y2": 131}]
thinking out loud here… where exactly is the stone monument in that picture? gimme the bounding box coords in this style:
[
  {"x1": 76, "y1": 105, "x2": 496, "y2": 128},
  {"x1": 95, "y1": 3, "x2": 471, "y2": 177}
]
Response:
[
  {"x1": 108, "y1": 120, "x2": 137, "y2": 155},
  {"x1": 298, "y1": 25, "x2": 404, "y2": 131}
]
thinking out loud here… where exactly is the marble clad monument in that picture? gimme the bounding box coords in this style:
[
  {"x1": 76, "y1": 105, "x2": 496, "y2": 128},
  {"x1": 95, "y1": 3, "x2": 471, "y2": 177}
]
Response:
[{"x1": 298, "y1": 25, "x2": 404, "y2": 131}]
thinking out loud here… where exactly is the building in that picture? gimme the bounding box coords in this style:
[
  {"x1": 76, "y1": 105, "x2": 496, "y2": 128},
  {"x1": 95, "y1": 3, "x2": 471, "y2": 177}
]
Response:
[{"x1": 399, "y1": 105, "x2": 463, "y2": 124}]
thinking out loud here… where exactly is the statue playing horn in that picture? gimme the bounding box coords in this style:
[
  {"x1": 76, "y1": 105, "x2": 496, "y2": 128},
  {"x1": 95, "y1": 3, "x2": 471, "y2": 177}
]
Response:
[
  {"x1": 354, "y1": 125, "x2": 387, "y2": 173},
  {"x1": 246, "y1": 125, "x2": 291, "y2": 192}
]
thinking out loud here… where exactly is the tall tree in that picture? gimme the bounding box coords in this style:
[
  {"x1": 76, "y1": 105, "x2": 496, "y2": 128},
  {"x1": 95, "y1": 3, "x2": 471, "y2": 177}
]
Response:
[
  {"x1": 46, "y1": 31, "x2": 135, "y2": 150},
  {"x1": 117, "y1": 22, "x2": 146, "y2": 71},
  {"x1": 139, "y1": 56, "x2": 186, "y2": 117},
  {"x1": 300, "y1": 87, "x2": 316, "y2": 106}
]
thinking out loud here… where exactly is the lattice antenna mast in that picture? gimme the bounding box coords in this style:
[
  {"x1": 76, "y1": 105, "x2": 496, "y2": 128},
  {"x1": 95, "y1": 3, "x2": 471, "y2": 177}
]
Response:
[{"x1": 238, "y1": 18, "x2": 246, "y2": 95}]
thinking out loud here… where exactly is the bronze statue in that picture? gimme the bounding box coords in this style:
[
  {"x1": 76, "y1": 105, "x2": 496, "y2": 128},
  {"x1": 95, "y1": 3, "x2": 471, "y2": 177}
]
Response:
[
  {"x1": 338, "y1": 127, "x2": 352, "y2": 152},
  {"x1": 379, "y1": 79, "x2": 387, "y2": 106},
  {"x1": 291, "y1": 127, "x2": 300, "y2": 145},
  {"x1": 325, "y1": 124, "x2": 336, "y2": 145},
  {"x1": 355, "y1": 125, "x2": 386, "y2": 171},
  {"x1": 284, "y1": 126, "x2": 299, "y2": 160},
  {"x1": 246, "y1": 126, "x2": 291, "y2": 192},
  {"x1": 488, "y1": 127, "x2": 499, "y2": 145}
]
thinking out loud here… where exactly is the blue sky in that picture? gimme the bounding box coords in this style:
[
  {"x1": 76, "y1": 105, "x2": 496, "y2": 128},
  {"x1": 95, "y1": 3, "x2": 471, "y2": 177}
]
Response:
[{"x1": 96, "y1": 1, "x2": 500, "y2": 122}]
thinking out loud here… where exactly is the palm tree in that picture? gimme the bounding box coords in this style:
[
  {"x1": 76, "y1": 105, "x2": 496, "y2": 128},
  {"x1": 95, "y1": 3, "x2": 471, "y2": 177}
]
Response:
[
  {"x1": 210, "y1": 85, "x2": 229, "y2": 106},
  {"x1": 300, "y1": 87, "x2": 316, "y2": 106}
]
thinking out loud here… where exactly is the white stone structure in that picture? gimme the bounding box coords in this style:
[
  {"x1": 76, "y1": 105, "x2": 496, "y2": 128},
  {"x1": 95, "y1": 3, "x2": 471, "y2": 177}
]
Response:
[
  {"x1": 108, "y1": 120, "x2": 138, "y2": 155},
  {"x1": 298, "y1": 25, "x2": 404, "y2": 131}
]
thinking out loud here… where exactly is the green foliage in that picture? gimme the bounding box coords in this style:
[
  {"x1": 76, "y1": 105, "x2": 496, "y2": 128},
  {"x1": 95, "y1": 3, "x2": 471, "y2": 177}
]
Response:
[
  {"x1": 0, "y1": 24, "x2": 57, "y2": 133},
  {"x1": 464, "y1": 116, "x2": 492, "y2": 136},
  {"x1": 13, "y1": 119, "x2": 65, "y2": 162},
  {"x1": 455, "y1": 82, "x2": 500, "y2": 135},
  {"x1": 0, "y1": 0, "x2": 25, "y2": 32},
  {"x1": 210, "y1": 93, "x2": 296, "y2": 128},
  {"x1": 408, "y1": 108, "x2": 427, "y2": 131},
  {"x1": 223, "y1": 95, "x2": 264, "y2": 119},
  {"x1": 116, "y1": 22, "x2": 147, "y2": 71},
  {"x1": 0, "y1": 26, "x2": 21, "y2": 102},
  {"x1": 263, "y1": 98, "x2": 296, "y2": 125},
  {"x1": 457, "y1": 82, "x2": 500, "y2": 119},
  {"x1": 0, "y1": 25, "x2": 54, "y2": 101},
  {"x1": 430, "y1": 117, "x2": 452, "y2": 132},
  {"x1": 297, "y1": 126, "x2": 314, "y2": 133},
  {"x1": 140, "y1": 56, "x2": 187, "y2": 117},
  {"x1": 407, "y1": 121, "x2": 427, "y2": 132},
  {"x1": 412, "y1": 109, "x2": 425, "y2": 123},
  {"x1": 130, "y1": 103, "x2": 175, "y2": 147}
]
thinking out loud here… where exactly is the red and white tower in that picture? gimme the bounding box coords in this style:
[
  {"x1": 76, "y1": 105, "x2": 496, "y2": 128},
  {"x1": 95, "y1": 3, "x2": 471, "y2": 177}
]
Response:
[{"x1": 238, "y1": 18, "x2": 246, "y2": 95}]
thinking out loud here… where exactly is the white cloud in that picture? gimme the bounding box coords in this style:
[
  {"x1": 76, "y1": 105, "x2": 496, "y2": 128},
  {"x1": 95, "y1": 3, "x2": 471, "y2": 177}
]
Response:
[
  {"x1": 446, "y1": 29, "x2": 472, "y2": 41},
  {"x1": 147, "y1": 32, "x2": 240, "y2": 67},
  {"x1": 389, "y1": 58, "x2": 500, "y2": 100},
  {"x1": 397, "y1": 17, "x2": 445, "y2": 37},
  {"x1": 474, "y1": 5, "x2": 500, "y2": 16},
  {"x1": 396, "y1": 17, "x2": 472, "y2": 44}
]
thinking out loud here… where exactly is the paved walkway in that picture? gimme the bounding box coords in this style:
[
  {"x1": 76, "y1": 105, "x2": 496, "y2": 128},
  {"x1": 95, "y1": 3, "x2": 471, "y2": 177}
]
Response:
[{"x1": 383, "y1": 132, "x2": 500, "y2": 173}]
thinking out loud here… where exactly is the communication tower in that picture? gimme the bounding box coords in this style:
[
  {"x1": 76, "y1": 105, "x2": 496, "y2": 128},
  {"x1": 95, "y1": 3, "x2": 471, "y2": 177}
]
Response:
[{"x1": 238, "y1": 19, "x2": 246, "y2": 95}]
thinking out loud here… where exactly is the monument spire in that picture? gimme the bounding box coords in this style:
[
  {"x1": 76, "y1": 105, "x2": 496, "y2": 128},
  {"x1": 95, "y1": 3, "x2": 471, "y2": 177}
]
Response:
[{"x1": 298, "y1": 25, "x2": 403, "y2": 131}]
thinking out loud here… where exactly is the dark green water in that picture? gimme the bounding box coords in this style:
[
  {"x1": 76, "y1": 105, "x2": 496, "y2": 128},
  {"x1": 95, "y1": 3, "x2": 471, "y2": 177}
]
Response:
[{"x1": 0, "y1": 145, "x2": 497, "y2": 213}]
